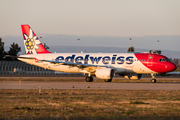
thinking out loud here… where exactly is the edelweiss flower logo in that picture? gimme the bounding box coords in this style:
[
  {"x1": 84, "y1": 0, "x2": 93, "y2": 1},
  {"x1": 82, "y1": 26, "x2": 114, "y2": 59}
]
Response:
[
  {"x1": 24, "y1": 28, "x2": 41, "y2": 54},
  {"x1": 149, "y1": 56, "x2": 153, "y2": 59},
  {"x1": 26, "y1": 38, "x2": 35, "y2": 50}
]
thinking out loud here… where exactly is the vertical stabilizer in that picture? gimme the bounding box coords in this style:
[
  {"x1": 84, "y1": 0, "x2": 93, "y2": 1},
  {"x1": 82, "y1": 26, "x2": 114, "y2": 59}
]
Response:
[{"x1": 21, "y1": 25, "x2": 51, "y2": 54}]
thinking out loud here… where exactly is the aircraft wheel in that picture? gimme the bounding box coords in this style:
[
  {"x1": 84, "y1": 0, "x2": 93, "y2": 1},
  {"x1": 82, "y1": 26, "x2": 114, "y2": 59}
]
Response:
[
  {"x1": 151, "y1": 79, "x2": 156, "y2": 83},
  {"x1": 104, "y1": 79, "x2": 112, "y2": 82},
  {"x1": 85, "y1": 76, "x2": 93, "y2": 82}
]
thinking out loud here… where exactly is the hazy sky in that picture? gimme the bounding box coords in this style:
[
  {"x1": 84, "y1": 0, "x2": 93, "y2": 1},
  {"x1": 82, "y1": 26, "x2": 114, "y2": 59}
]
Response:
[
  {"x1": 1, "y1": 0, "x2": 180, "y2": 54},
  {"x1": 0, "y1": 0, "x2": 180, "y2": 37}
]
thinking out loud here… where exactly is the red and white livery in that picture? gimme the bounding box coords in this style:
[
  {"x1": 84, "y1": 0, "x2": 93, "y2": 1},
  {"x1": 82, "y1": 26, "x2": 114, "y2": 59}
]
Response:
[{"x1": 18, "y1": 25, "x2": 177, "y2": 83}]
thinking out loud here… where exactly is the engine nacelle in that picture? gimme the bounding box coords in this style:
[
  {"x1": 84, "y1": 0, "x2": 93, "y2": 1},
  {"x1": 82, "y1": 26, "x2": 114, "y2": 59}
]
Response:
[
  {"x1": 124, "y1": 74, "x2": 143, "y2": 80},
  {"x1": 95, "y1": 68, "x2": 115, "y2": 79}
]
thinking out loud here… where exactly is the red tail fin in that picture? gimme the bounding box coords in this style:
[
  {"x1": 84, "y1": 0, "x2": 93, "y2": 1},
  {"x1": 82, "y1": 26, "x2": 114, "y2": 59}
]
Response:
[{"x1": 21, "y1": 25, "x2": 51, "y2": 54}]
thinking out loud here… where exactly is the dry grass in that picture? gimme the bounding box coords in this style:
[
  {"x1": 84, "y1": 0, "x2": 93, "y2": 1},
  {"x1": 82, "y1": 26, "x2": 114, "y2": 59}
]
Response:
[{"x1": 0, "y1": 89, "x2": 180, "y2": 120}]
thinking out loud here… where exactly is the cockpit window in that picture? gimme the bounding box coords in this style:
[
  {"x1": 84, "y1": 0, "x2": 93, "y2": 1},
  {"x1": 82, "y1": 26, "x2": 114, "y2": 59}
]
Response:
[
  {"x1": 159, "y1": 58, "x2": 170, "y2": 62},
  {"x1": 166, "y1": 59, "x2": 170, "y2": 62}
]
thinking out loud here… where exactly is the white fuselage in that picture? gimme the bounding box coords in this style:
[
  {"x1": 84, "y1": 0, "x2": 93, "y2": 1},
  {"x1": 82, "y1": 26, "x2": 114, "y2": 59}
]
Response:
[{"x1": 18, "y1": 53, "x2": 154, "y2": 74}]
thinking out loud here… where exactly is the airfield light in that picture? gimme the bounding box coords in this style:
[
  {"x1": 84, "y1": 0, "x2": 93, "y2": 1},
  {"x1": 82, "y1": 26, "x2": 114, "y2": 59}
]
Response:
[
  {"x1": 157, "y1": 40, "x2": 159, "y2": 51},
  {"x1": 77, "y1": 39, "x2": 80, "y2": 53},
  {"x1": 129, "y1": 38, "x2": 132, "y2": 53},
  {"x1": 39, "y1": 36, "x2": 42, "y2": 41}
]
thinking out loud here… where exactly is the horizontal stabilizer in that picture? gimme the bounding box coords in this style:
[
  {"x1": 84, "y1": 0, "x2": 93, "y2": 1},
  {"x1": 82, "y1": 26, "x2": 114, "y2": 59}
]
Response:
[{"x1": 5, "y1": 55, "x2": 35, "y2": 59}]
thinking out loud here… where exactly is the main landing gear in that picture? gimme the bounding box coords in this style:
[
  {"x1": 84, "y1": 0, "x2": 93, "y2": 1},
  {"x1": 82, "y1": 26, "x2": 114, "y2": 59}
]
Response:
[
  {"x1": 85, "y1": 76, "x2": 93, "y2": 82},
  {"x1": 151, "y1": 73, "x2": 156, "y2": 83}
]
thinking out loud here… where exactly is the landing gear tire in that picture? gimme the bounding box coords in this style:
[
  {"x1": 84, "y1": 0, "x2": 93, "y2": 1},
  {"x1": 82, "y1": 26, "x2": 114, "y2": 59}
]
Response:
[
  {"x1": 151, "y1": 79, "x2": 156, "y2": 83},
  {"x1": 151, "y1": 73, "x2": 156, "y2": 83},
  {"x1": 85, "y1": 76, "x2": 93, "y2": 82},
  {"x1": 104, "y1": 79, "x2": 112, "y2": 82}
]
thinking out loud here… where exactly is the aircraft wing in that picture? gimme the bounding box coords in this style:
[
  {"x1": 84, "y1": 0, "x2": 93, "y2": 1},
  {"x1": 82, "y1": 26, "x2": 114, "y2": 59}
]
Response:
[
  {"x1": 6, "y1": 55, "x2": 113, "y2": 72},
  {"x1": 44, "y1": 60, "x2": 113, "y2": 73},
  {"x1": 6, "y1": 55, "x2": 104, "y2": 67},
  {"x1": 44, "y1": 60, "x2": 108, "y2": 68}
]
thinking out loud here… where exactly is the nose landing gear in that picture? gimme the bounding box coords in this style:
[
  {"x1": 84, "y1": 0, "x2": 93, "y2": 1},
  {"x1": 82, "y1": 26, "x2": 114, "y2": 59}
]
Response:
[
  {"x1": 151, "y1": 79, "x2": 156, "y2": 83},
  {"x1": 151, "y1": 73, "x2": 156, "y2": 83}
]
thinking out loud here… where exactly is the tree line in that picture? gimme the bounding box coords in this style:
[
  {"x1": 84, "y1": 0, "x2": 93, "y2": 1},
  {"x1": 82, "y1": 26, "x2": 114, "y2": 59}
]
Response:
[{"x1": 0, "y1": 38, "x2": 21, "y2": 61}]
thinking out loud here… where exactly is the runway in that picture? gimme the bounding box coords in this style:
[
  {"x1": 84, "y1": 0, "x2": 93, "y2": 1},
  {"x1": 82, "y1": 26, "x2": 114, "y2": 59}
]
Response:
[{"x1": 1, "y1": 81, "x2": 180, "y2": 90}]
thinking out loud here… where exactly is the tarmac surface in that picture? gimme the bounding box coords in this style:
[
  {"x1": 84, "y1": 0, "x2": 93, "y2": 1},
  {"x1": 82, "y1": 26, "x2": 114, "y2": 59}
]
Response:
[{"x1": 1, "y1": 80, "x2": 180, "y2": 90}]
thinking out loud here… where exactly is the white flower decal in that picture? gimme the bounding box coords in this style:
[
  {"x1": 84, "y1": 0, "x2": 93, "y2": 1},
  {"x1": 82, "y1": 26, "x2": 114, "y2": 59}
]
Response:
[{"x1": 23, "y1": 28, "x2": 41, "y2": 54}]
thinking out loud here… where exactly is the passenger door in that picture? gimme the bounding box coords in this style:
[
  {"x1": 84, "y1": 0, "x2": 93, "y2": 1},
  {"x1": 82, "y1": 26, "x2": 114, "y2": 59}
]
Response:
[{"x1": 147, "y1": 55, "x2": 154, "y2": 66}]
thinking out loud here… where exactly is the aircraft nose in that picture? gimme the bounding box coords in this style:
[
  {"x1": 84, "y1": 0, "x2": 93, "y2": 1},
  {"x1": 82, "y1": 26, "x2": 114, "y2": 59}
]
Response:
[{"x1": 167, "y1": 63, "x2": 177, "y2": 72}]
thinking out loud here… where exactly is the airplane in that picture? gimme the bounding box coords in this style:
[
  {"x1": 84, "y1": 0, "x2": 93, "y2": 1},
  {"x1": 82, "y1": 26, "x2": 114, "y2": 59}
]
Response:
[{"x1": 14, "y1": 25, "x2": 177, "y2": 83}]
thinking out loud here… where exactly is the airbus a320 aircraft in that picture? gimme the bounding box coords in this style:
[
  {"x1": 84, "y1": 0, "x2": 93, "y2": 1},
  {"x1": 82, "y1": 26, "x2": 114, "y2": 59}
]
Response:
[{"x1": 15, "y1": 25, "x2": 177, "y2": 83}]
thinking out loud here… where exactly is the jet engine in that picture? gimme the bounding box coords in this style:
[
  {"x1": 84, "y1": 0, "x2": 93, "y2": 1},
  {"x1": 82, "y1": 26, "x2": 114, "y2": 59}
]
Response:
[
  {"x1": 95, "y1": 68, "x2": 115, "y2": 80},
  {"x1": 124, "y1": 74, "x2": 143, "y2": 80}
]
